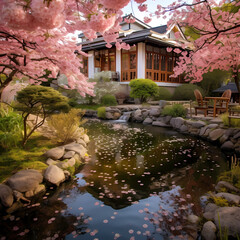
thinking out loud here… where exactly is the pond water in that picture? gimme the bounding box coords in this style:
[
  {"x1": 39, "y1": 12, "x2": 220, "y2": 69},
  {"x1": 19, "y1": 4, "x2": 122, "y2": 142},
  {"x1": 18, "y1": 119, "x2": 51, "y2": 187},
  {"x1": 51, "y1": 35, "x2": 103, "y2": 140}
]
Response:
[{"x1": 0, "y1": 120, "x2": 229, "y2": 240}]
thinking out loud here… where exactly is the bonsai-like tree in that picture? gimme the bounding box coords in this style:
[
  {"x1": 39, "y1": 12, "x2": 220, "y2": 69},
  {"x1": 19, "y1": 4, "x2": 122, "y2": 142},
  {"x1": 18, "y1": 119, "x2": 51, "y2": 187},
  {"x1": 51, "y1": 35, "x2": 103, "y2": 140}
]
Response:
[
  {"x1": 14, "y1": 85, "x2": 69, "y2": 147},
  {"x1": 129, "y1": 79, "x2": 158, "y2": 103}
]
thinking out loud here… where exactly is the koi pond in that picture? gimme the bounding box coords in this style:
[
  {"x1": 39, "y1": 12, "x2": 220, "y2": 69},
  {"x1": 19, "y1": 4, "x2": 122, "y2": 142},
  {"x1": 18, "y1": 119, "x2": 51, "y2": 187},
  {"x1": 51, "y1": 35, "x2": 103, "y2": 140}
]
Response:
[{"x1": 0, "y1": 120, "x2": 229, "y2": 240}]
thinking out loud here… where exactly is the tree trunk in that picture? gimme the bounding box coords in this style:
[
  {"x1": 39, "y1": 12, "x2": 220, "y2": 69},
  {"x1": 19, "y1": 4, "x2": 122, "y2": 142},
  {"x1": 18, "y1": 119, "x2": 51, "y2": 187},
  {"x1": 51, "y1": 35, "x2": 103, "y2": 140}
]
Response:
[{"x1": 0, "y1": 70, "x2": 18, "y2": 102}]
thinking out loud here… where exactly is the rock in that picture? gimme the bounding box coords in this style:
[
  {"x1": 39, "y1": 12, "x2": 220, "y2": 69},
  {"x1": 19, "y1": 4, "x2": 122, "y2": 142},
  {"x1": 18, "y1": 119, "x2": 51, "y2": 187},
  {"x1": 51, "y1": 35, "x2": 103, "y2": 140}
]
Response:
[
  {"x1": 192, "y1": 120, "x2": 206, "y2": 128},
  {"x1": 152, "y1": 121, "x2": 171, "y2": 128},
  {"x1": 67, "y1": 157, "x2": 76, "y2": 167},
  {"x1": 214, "y1": 207, "x2": 240, "y2": 238},
  {"x1": 76, "y1": 139, "x2": 87, "y2": 148},
  {"x1": 203, "y1": 211, "x2": 216, "y2": 221},
  {"x1": 133, "y1": 109, "x2": 143, "y2": 122},
  {"x1": 172, "y1": 117, "x2": 185, "y2": 129},
  {"x1": 73, "y1": 154, "x2": 81, "y2": 163},
  {"x1": 163, "y1": 116, "x2": 172, "y2": 124},
  {"x1": 64, "y1": 170, "x2": 71, "y2": 180},
  {"x1": 13, "y1": 190, "x2": 23, "y2": 201},
  {"x1": 46, "y1": 158, "x2": 58, "y2": 166},
  {"x1": 205, "y1": 203, "x2": 219, "y2": 213},
  {"x1": 200, "y1": 124, "x2": 218, "y2": 136},
  {"x1": 209, "y1": 129, "x2": 225, "y2": 141},
  {"x1": 215, "y1": 181, "x2": 240, "y2": 193},
  {"x1": 44, "y1": 146, "x2": 65, "y2": 160},
  {"x1": 142, "y1": 110, "x2": 149, "y2": 119},
  {"x1": 105, "y1": 112, "x2": 114, "y2": 120},
  {"x1": 143, "y1": 117, "x2": 153, "y2": 125},
  {"x1": 6, "y1": 201, "x2": 23, "y2": 214},
  {"x1": 82, "y1": 134, "x2": 90, "y2": 144},
  {"x1": 210, "y1": 118, "x2": 223, "y2": 124},
  {"x1": 44, "y1": 165, "x2": 65, "y2": 186},
  {"x1": 219, "y1": 134, "x2": 229, "y2": 144},
  {"x1": 149, "y1": 107, "x2": 161, "y2": 117},
  {"x1": 180, "y1": 125, "x2": 188, "y2": 132},
  {"x1": 25, "y1": 190, "x2": 34, "y2": 198},
  {"x1": 113, "y1": 112, "x2": 121, "y2": 120},
  {"x1": 34, "y1": 184, "x2": 46, "y2": 195},
  {"x1": 233, "y1": 131, "x2": 240, "y2": 139},
  {"x1": 216, "y1": 192, "x2": 240, "y2": 204},
  {"x1": 64, "y1": 143, "x2": 87, "y2": 158},
  {"x1": 159, "y1": 100, "x2": 167, "y2": 108},
  {"x1": 221, "y1": 141, "x2": 235, "y2": 151},
  {"x1": 188, "y1": 214, "x2": 199, "y2": 224},
  {"x1": 201, "y1": 221, "x2": 217, "y2": 240},
  {"x1": 0, "y1": 184, "x2": 14, "y2": 207},
  {"x1": 7, "y1": 169, "x2": 43, "y2": 192},
  {"x1": 63, "y1": 151, "x2": 76, "y2": 159}
]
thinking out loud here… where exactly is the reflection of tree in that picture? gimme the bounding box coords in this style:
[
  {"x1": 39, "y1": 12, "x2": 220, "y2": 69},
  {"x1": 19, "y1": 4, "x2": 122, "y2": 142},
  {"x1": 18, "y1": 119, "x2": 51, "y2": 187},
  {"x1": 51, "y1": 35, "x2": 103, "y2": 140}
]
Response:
[
  {"x1": 0, "y1": 182, "x2": 89, "y2": 240},
  {"x1": 145, "y1": 187, "x2": 197, "y2": 240}
]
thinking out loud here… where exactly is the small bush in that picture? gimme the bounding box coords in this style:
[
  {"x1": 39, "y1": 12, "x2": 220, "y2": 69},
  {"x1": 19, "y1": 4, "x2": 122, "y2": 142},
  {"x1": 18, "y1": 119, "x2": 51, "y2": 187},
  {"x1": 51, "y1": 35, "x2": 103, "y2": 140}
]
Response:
[
  {"x1": 48, "y1": 109, "x2": 86, "y2": 144},
  {"x1": 172, "y1": 84, "x2": 205, "y2": 100},
  {"x1": 129, "y1": 79, "x2": 158, "y2": 103},
  {"x1": 0, "y1": 104, "x2": 23, "y2": 149},
  {"x1": 154, "y1": 87, "x2": 172, "y2": 100},
  {"x1": 68, "y1": 98, "x2": 79, "y2": 107},
  {"x1": 100, "y1": 94, "x2": 117, "y2": 106},
  {"x1": 161, "y1": 104, "x2": 187, "y2": 118},
  {"x1": 221, "y1": 113, "x2": 240, "y2": 127},
  {"x1": 97, "y1": 107, "x2": 106, "y2": 119}
]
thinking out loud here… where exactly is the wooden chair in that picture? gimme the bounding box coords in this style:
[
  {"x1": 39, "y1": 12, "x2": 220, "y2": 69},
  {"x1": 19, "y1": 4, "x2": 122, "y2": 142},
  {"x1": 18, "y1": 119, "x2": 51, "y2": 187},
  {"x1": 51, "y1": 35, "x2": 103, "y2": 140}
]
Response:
[
  {"x1": 194, "y1": 89, "x2": 209, "y2": 117},
  {"x1": 216, "y1": 89, "x2": 231, "y2": 114}
]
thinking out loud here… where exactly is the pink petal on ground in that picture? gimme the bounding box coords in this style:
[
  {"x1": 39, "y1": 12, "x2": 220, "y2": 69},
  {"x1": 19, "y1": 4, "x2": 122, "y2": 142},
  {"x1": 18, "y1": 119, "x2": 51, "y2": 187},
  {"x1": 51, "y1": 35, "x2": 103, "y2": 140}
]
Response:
[
  {"x1": 103, "y1": 219, "x2": 108, "y2": 223},
  {"x1": 143, "y1": 224, "x2": 148, "y2": 228},
  {"x1": 13, "y1": 226, "x2": 19, "y2": 231}
]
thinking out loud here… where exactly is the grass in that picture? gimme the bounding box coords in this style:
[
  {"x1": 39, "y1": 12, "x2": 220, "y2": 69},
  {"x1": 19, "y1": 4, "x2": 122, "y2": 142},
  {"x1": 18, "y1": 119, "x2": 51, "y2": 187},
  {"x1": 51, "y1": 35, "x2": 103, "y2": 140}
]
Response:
[
  {"x1": 0, "y1": 132, "x2": 55, "y2": 183},
  {"x1": 73, "y1": 104, "x2": 103, "y2": 110}
]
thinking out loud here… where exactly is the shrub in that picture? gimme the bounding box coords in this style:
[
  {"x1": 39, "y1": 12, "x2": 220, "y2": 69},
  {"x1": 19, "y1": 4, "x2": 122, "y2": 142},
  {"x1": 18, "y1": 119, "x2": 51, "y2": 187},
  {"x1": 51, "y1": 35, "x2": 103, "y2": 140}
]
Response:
[
  {"x1": 154, "y1": 87, "x2": 172, "y2": 100},
  {"x1": 161, "y1": 104, "x2": 187, "y2": 118},
  {"x1": 68, "y1": 98, "x2": 79, "y2": 108},
  {"x1": 221, "y1": 113, "x2": 240, "y2": 127},
  {"x1": 100, "y1": 94, "x2": 117, "y2": 106},
  {"x1": 129, "y1": 79, "x2": 158, "y2": 103},
  {"x1": 48, "y1": 108, "x2": 86, "y2": 144},
  {"x1": 97, "y1": 107, "x2": 106, "y2": 119},
  {"x1": 172, "y1": 84, "x2": 205, "y2": 100},
  {"x1": 15, "y1": 85, "x2": 70, "y2": 146},
  {"x1": 0, "y1": 104, "x2": 23, "y2": 149}
]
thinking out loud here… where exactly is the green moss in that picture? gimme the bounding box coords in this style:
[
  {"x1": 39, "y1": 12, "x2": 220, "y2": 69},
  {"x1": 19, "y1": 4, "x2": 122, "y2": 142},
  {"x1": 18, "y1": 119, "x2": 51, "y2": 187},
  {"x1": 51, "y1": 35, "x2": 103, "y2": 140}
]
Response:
[
  {"x1": 64, "y1": 166, "x2": 75, "y2": 176},
  {"x1": 0, "y1": 133, "x2": 55, "y2": 183},
  {"x1": 212, "y1": 196, "x2": 229, "y2": 207}
]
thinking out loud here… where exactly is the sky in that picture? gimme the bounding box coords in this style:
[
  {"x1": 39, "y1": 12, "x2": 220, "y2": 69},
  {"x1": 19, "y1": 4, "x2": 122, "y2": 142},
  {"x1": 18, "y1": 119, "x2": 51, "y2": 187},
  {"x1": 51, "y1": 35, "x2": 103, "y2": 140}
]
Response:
[{"x1": 122, "y1": 0, "x2": 177, "y2": 27}]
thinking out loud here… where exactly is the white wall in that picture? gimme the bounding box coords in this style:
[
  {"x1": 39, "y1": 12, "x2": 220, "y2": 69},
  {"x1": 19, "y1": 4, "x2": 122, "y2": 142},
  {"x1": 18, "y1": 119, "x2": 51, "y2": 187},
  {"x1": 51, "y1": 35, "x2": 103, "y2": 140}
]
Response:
[
  {"x1": 137, "y1": 42, "x2": 145, "y2": 79},
  {"x1": 116, "y1": 49, "x2": 121, "y2": 80},
  {"x1": 88, "y1": 50, "x2": 94, "y2": 79}
]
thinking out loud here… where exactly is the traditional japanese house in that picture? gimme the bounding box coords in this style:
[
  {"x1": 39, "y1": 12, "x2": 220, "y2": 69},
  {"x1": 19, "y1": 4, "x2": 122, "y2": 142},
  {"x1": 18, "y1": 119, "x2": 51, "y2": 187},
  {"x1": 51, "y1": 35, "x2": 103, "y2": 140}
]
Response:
[{"x1": 79, "y1": 14, "x2": 188, "y2": 93}]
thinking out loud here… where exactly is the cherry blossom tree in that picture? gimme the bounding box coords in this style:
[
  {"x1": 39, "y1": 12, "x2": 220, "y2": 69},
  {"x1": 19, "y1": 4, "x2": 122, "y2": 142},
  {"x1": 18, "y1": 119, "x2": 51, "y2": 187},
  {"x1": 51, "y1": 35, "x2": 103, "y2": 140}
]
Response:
[
  {"x1": 153, "y1": 0, "x2": 240, "y2": 95},
  {"x1": 0, "y1": 0, "x2": 139, "y2": 100},
  {"x1": 1, "y1": 0, "x2": 240, "y2": 102}
]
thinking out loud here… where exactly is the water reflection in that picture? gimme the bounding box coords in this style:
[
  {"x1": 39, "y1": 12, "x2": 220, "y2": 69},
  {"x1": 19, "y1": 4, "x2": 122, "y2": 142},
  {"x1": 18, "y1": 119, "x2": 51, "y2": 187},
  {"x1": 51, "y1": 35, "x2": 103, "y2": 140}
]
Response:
[{"x1": 0, "y1": 121, "x2": 229, "y2": 240}]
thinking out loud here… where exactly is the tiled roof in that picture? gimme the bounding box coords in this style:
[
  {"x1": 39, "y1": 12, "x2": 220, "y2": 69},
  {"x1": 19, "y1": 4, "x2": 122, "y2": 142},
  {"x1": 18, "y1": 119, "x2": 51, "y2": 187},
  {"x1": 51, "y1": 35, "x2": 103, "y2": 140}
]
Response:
[{"x1": 213, "y1": 82, "x2": 239, "y2": 93}]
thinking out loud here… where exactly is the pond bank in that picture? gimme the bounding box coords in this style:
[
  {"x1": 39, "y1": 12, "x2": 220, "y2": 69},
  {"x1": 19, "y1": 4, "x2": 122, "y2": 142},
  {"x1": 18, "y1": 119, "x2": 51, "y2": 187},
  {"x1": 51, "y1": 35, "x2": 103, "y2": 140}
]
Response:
[
  {"x1": 0, "y1": 133, "x2": 90, "y2": 215},
  {"x1": 85, "y1": 106, "x2": 240, "y2": 155}
]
